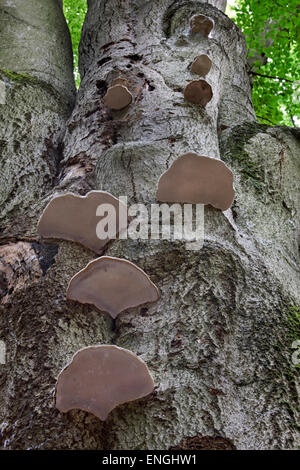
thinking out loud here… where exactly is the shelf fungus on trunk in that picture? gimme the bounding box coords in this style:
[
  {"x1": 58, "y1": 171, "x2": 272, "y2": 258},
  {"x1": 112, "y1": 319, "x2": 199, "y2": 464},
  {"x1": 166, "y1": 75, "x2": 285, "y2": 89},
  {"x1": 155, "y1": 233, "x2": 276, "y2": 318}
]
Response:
[
  {"x1": 55, "y1": 345, "x2": 155, "y2": 421},
  {"x1": 103, "y1": 80, "x2": 133, "y2": 110},
  {"x1": 189, "y1": 14, "x2": 214, "y2": 36},
  {"x1": 156, "y1": 153, "x2": 235, "y2": 211},
  {"x1": 66, "y1": 256, "x2": 160, "y2": 318},
  {"x1": 111, "y1": 77, "x2": 130, "y2": 88},
  {"x1": 184, "y1": 80, "x2": 213, "y2": 107},
  {"x1": 191, "y1": 55, "x2": 212, "y2": 77},
  {"x1": 37, "y1": 191, "x2": 128, "y2": 254}
]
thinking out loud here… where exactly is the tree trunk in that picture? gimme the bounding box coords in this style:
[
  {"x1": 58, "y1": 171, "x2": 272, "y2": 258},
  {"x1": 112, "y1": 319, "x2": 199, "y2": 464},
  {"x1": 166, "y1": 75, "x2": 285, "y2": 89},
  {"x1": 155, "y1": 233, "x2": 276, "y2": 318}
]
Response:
[{"x1": 0, "y1": 0, "x2": 299, "y2": 450}]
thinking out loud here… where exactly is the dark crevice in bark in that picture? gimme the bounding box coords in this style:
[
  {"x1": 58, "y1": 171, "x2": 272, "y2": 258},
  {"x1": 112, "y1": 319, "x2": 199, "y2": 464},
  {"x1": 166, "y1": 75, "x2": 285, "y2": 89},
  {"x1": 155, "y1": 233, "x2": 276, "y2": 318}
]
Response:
[
  {"x1": 97, "y1": 57, "x2": 112, "y2": 67},
  {"x1": 31, "y1": 242, "x2": 59, "y2": 276}
]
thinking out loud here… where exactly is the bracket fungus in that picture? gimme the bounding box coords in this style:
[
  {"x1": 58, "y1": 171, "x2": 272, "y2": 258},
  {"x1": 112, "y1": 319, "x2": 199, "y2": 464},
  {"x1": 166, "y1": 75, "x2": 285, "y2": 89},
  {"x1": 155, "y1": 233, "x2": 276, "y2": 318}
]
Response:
[
  {"x1": 103, "y1": 80, "x2": 132, "y2": 110},
  {"x1": 156, "y1": 153, "x2": 235, "y2": 211},
  {"x1": 191, "y1": 55, "x2": 212, "y2": 77},
  {"x1": 67, "y1": 256, "x2": 159, "y2": 318},
  {"x1": 37, "y1": 191, "x2": 128, "y2": 254},
  {"x1": 111, "y1": 77, "x2": 130, "y2": 88},
  {"x1": 190, "y1": 14, "x2": 214, "y2": 36},
  {"x1": 55, "y1": 345, "x2": 154, "y2": 421},
  {"x1": 184, "y1": 80, "x2": 212, "y2": 107}
]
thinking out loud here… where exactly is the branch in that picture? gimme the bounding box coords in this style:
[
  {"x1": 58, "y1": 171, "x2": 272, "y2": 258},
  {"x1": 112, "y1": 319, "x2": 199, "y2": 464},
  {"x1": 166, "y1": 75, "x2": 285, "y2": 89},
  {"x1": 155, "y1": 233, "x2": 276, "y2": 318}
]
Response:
[
  {"x1": 250, "y1": 72, "x2": 294, "y2": 83},
  {"x1": 289, "y1": 113, "x2": 296, "y2": 127},
  {"x1": 256, "y1": 115, "x2": 276, "y2": 125}
]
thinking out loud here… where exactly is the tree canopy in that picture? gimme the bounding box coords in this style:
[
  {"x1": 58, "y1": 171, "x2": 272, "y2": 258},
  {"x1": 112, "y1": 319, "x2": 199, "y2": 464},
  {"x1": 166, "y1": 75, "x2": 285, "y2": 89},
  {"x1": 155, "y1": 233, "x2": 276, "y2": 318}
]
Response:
[
  {"x1": 63, "y1": 0, "x2": 87, "y2": 86},
  {"x1": 63, "y1": 0, "x2": 300, "y2": 126},
  {"x1": 233, "y1": 0, "x2": 300, "y2": 126}
]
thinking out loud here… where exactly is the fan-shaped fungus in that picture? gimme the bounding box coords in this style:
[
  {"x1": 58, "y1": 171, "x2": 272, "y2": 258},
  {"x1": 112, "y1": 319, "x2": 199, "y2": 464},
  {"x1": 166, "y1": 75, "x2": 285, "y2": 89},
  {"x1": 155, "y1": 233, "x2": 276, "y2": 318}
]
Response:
[
  {"x1": 111, "y1": 78, "x2": 130, "y2": 88},
  {"x1": 190, "y1": 14, "x2": 214, "y2": 36},
  {"x1": 103, "y1": 84, "x2": 132, "y2": 110},
  {"x1": 38, "y1": 191, "x2": 127, "y2": 254},
  {"x1": 55, "y1": 345, "x2": 154, "y2": 421},
  {"x1": 67, "y1": 256, "x2": 159, "y2": 318},
  {"x1": 191, "y1": 55, "x2": 212, "y2": 77},
  {"x1": 184, "y1": 80, "x2": 213, "y2": 107},
  {"x1": 156, "y1": 153, "x2": 235, "y2": 211}
]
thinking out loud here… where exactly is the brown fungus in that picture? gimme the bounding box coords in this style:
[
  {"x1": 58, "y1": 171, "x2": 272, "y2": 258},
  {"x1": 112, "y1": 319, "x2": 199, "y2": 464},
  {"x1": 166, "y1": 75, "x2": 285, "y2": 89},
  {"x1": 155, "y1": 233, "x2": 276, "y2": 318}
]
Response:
[
  {"x1": 37, "y1": 191, "x2": 127, "y2": 254},
  {"x1": 66, "y1": 256, "x2": 160, "y2": 318},
  {"x1": 191, "y1": 55, "x2": 212, "y2": 77},
  {"x1": 156, "y1": 152, "x2": 235, "y2": 211},
  {"x1": 184, "y1": 80, "x2": 212, "y2": 107},
  {"x1": 103, "y1": 84, "x2": 132, "y2": 110},
  {"x1": 111, "y1": 77, "x2": 130, "y2": 88},
  {"x1": 190, "y1": 14, "x2": 214, "y2": 36},
  {"x1": 55, "y1": 345, "x2": 154, "y2": 421}
]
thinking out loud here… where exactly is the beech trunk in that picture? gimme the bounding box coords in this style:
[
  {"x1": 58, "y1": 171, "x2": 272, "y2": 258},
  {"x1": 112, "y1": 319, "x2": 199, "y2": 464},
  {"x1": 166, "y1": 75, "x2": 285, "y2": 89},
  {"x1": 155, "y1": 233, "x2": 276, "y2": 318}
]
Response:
[{"x1": 0, "y1": 0, "x2": 299, "y2": 450}]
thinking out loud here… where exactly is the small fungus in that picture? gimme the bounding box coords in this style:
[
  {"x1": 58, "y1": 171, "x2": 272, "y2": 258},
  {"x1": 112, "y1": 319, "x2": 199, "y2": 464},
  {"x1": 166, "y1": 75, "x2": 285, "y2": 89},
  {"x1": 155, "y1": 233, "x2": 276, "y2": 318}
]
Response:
[
  {"x1": 103, "y1": 83, "x2": 132, "y2": 110},
  {"x1": 156, "y1": 152, "x2": 235, "y2": 211},
  {"x1": 66, "y1": 256, "x2": 160, "y2": 318},
  {"x1": 190, "y1": 14, "x2": 214, "y2": 36},
  {"x1": 184, "y1": 80, "x2": 212, "y2": 107},
  {"x1": 55, "y1": 345, "x2": 154, "y2": 421},
  {"x1": 111, "y1": 77, "x2": 130, "y2": 88},
  {"x1": 37, "y1": 191, "x2": 127, "y2": 254},
  {"x1": 191, "y1": 55, "x2": 212, "y2": 77}
]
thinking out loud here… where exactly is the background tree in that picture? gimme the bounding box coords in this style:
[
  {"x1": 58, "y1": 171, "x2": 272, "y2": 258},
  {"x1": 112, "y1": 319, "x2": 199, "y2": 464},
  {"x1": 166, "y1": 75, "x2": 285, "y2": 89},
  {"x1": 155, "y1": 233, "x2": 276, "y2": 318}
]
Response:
[{"x1": 0, "y1": 0, "x2": 299, "y2": 450}]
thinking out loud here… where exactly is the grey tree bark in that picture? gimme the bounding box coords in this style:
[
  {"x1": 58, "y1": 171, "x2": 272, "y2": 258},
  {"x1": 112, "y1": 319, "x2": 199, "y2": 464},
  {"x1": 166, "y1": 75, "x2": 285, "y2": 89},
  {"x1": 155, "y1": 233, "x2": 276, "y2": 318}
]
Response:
[{"x1": 0, "y1": 0, "x2": 299, "y2": 450}]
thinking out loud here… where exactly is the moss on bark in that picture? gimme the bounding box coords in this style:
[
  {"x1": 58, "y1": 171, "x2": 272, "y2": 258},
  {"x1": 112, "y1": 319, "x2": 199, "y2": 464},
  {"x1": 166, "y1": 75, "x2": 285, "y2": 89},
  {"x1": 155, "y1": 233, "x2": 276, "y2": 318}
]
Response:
[{"x1": 221, "y1": 122, "x2": 270, "y2": 191}]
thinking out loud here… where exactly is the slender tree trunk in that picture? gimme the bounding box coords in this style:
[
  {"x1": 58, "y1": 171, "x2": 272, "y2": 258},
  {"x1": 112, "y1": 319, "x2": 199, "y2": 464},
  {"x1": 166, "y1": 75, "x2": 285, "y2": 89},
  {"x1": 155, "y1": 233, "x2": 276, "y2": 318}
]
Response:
[{"x1": 0, "y1": 0, "x2": 299, "y2": 450}]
